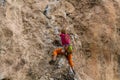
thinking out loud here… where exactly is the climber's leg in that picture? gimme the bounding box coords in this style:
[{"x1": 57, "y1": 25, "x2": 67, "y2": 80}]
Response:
[
  {"x1": 67, "y1": 54, "x2": 74, "y2": 68},
  {"x1": 67, "y1": 53, "x2": 76, "y2": 75},
  {"x1": 49, "y1": 48, "x2": 63, "y2": 65}
]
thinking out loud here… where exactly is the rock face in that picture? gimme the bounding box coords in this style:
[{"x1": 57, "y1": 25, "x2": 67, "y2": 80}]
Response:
[{"x1": 0, "y1": 0, "x2": 120, "y2": 80}]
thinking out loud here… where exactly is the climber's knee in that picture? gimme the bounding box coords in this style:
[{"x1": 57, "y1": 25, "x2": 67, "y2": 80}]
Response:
[{"x1": 53, "y1": 51, "x2": 57, "y2": 56}]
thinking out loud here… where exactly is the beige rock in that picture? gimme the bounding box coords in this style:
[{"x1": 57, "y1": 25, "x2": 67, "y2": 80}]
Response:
[{"x1": 0, "y1": 0, "x2": 120, "y2": 80}]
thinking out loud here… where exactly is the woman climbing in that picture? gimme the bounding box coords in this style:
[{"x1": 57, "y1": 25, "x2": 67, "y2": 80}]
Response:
[{"x1": 49, "y1": 27, "x2": 75, "y2": 74}]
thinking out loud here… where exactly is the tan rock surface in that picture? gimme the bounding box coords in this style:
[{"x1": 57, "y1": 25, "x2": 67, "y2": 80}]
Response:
[{"x1": 0, "y1": 0, "x2": 120, "y2": 80}]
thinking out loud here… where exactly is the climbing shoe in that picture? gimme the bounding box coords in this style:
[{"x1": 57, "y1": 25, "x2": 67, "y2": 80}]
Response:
[
  {"x1": 72, "y1": 69, "x2": 76, "y2": 75},
  {"x1": 69, "y1": 67, "x2": 76, "y2": 75},
  {"x1": 49, "y1": 60, "x2": 55, "y2": 65}
]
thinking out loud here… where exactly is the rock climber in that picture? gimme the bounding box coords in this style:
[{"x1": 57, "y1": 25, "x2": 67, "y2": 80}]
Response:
[{"x1": 49, "y1": 28, "x2": 75, "y2": 74}]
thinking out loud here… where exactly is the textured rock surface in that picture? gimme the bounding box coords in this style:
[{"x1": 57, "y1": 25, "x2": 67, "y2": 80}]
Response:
[{"x1": 0, "y1": 0, "x2": 120, "y2": 80}]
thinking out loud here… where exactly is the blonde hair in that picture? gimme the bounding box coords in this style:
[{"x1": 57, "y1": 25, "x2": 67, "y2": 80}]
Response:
[{"x1": 61, "y1": 28, "x2": 67, "y2": 34}]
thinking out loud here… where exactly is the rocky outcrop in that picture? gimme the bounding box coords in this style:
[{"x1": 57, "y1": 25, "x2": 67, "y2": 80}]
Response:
[{"x1": 0, "y1": 0, "x2": 120, "y2": 80}]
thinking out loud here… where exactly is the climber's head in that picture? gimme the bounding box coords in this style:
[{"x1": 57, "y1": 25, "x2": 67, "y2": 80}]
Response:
[{"x1": 61, "y1": 28, "x2": 66, "y2": 34}]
